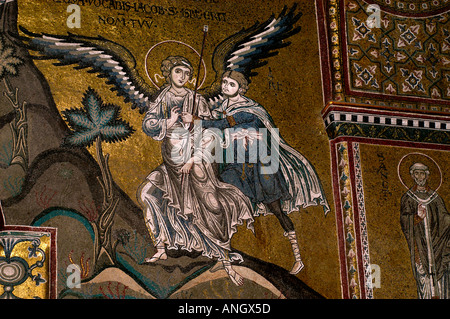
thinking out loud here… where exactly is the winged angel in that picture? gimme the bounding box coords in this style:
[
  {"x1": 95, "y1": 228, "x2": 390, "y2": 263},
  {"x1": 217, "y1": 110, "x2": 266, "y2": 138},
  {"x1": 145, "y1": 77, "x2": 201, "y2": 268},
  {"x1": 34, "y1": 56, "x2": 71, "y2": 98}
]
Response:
[{"x1": 19, "y1": 4, "x2": 329, "y2": 285}]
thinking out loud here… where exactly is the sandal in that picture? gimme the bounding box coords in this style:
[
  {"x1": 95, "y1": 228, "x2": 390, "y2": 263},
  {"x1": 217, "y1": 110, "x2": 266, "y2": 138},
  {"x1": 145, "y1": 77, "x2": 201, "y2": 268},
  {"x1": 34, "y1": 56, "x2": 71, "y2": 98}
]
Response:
[
  {"x1": 290, "y1": 260, "x2": 305, "y2": 275},
  {"x1": 144, "y1": 250, "x2": 167, "y2": 263}
]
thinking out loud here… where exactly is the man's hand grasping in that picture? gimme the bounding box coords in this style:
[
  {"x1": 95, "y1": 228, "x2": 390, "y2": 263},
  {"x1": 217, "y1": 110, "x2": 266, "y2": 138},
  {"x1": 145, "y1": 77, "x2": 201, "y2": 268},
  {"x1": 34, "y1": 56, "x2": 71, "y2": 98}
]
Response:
[{"x1": 181, "y1": 112, "x2": 193, "y2": 124}]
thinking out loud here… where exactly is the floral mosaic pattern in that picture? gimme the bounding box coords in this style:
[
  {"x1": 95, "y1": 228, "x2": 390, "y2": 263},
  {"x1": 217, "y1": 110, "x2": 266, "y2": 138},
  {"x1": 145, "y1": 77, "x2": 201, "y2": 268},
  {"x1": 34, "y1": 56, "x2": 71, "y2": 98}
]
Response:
[
  {"x1": 320, "y1": 0, "x2": 450, "y2": 111},
  {"x1": 346, "y1": 0, "x2": 450, "y2": 102},
  {"x1": 335, "y1": 142, "x2": 361, "y2": 299}
]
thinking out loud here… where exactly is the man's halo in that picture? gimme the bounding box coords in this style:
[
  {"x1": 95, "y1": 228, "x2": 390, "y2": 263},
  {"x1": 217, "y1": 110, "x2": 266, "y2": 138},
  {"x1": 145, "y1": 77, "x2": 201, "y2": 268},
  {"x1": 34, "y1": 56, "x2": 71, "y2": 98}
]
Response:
[
  {"x1": 397, "y1": 152, "x2": 442, "y2": 192},
  {"x1": 145, "y1": 40, "x2": 207, "y2": 90}
]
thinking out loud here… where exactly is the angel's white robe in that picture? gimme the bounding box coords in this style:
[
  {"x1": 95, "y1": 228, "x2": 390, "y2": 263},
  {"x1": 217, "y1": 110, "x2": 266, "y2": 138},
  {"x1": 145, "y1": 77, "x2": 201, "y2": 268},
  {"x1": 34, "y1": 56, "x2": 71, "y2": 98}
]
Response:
[{"x1": 138, "y1": 86, "x2": 254, "y2": 262}]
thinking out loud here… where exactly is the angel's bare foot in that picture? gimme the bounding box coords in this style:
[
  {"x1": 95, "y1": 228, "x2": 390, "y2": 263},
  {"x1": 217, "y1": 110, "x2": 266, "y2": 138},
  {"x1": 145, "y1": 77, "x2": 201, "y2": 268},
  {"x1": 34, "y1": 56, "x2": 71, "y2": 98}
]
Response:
[
  {"x1": 222, "y1": 261, "x2": 244, "y2": 286},
  {"x1": 144, "y1": 247, "x2": 167, "y2": 263}
]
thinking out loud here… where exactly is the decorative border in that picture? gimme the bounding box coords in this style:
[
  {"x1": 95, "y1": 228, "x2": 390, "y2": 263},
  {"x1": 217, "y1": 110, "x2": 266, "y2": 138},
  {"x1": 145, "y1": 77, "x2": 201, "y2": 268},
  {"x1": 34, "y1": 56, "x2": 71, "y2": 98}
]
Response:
[
  {"x1": 0, "y1": 203, "x2": 57, "y2": 299},
  {"x1": 323, "y1": 102, "x2": 450, "y2": 144},
  {"x1": 351, "y1": 142, "x2": 373, "y2": 299},
  {"x1": 331, "y1": 140, "x2": 361, "y2": 298},
  {"x1": 331, "y1": 140, "x2": 372, "y2": 299},
  {"x1": 324, "y1": 108, "x2": 450, "y2": 131},
  {"x1": 316, "y1": 0, "x2": 344, "y2": 103},
  {"x1": 363, "y1": 0, "x2": 450, "y2": 17}
]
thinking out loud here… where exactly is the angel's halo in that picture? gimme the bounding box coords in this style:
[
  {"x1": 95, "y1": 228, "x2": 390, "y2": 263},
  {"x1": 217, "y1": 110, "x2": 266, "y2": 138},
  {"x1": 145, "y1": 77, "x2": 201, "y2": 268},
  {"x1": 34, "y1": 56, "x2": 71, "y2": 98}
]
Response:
[
  {"x1": 397, "y1": 152, "x2": 443, "y2": 192},
  {"x1": 145, "y1": 40, "x2": 207, "y2": 90}
]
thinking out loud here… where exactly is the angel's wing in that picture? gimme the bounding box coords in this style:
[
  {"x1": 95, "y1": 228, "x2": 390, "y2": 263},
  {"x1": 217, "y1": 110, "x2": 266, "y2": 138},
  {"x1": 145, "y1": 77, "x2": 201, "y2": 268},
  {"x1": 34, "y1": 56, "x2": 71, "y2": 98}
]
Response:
[
  {"x1": 200, "y1": 4, "x2": 302, "y2": 108},
  {"x1": 16, "y1": 27, "x2": 158, "y2": 113}
]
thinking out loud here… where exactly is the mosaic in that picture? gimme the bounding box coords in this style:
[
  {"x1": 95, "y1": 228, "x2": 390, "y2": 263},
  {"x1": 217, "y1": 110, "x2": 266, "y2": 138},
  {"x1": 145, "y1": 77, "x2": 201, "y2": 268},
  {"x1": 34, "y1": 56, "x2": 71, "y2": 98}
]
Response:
[{"x1": 0, "y1": 0, "x2": 447, "y2": 303}]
